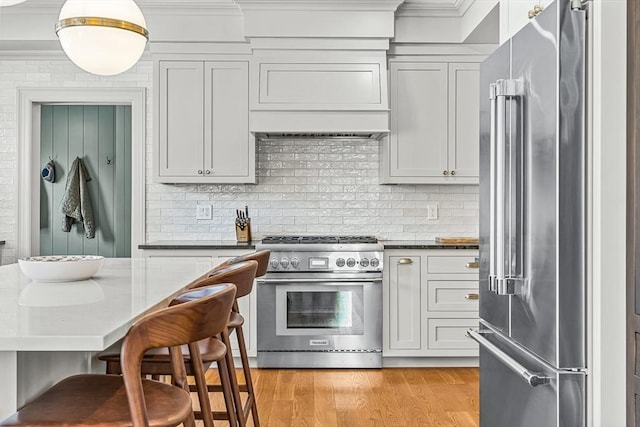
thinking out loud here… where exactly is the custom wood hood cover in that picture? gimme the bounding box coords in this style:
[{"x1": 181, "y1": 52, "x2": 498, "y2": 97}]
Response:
[{"x1": 235, "y1": 0, "x2": 400, "y2": 137}]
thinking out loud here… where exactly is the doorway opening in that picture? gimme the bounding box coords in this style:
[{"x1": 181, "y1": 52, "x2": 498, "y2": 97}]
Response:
[
  {"x1": 17, "y1": 87, "x2": 146, "y2": 259},
  {"x1": 39, "y1": 105, "x2": 132, "y2": 257}
]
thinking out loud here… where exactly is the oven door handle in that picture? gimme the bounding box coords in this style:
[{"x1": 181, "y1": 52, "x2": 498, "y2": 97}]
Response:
[{"x1": 258, "y1": 278, "x2": 383, "y2": 284}]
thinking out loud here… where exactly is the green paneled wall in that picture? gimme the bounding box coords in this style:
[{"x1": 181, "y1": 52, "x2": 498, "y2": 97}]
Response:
[{"x1": 40, "y1": 105, "x2": 132, "y2": 257}]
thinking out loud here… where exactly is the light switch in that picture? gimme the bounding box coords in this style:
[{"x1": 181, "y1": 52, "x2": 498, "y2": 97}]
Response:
[{"x1": 196, "y1": 205, "x2": 213, "y2": 220}]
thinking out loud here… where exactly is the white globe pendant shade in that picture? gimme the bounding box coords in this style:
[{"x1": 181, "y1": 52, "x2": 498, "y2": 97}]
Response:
[
  {"x1": 0, "y1": 0, "x2": 27, "y2": 6},
  {"x1": 56, "y1": 0, "x2": 148, "y2": 76}
]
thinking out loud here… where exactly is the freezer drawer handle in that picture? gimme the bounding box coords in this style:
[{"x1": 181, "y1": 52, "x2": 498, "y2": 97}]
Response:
[
  {"x1": 398, "y1": 258, "x2": 413, "y2": 265},
  {"x1": 466, "y1": 329, "x2": 550, "y2": 387}
]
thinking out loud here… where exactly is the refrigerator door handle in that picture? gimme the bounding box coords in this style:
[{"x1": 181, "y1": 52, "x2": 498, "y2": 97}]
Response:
[
  {"x1": 488, "y1": 79, "x2": 523, "y2": 296},
  {"x1": 488, "y1": 83, "x2": 498, "y2": 293},
  {"x1": 467, "y1": 329, "x2": 551, "y2": 387}
]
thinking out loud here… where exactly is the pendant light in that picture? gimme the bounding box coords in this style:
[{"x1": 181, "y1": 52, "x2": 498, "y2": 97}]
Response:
[{"x1": 55, "y1": 0, "x2": 149, "y2": 76}]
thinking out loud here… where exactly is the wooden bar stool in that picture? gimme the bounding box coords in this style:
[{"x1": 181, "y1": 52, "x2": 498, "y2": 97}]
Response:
[
  {"x1": 98, "y1": 260, "x2": 259, "y2": 427},
  {"x1": 1, "y1": 283, "x2": 237, "y2": 427},
  {"x1": 211, "y1": 250, "x2": 270, "y2": 427}
]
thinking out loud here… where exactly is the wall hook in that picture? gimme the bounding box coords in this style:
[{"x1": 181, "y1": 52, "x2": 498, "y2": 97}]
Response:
[{"x1": 106, "y1": 156, "x2": 112, "y2": 165}]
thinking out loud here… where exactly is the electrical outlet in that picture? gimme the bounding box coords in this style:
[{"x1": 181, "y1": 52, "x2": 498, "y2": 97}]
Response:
[
  {"x1": 427, "y1": 203, "x2": 439, "y2": 220},
  {"x1": 196, "y1": 205, "x2": 212, "y2": 220}
]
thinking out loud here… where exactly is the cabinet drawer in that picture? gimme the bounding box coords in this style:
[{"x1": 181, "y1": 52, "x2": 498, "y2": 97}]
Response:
[
  {"x1": 427, "y1": 280, "x2": 479, "y2": 312},
  {"x1": 427, "y1": 318, "x2": 478, "y2": 350},
  {"x1": 427, "y1": 255, "x2": 479, "y2": 274}
]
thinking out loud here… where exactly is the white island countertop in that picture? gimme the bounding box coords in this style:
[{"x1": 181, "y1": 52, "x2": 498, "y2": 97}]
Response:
[
  {"x1": 0, "y1": 257, "x2": 221, "y2": 352},
  {"x1": 0, "y1": 257, "x2": 223, "y2": 420}
]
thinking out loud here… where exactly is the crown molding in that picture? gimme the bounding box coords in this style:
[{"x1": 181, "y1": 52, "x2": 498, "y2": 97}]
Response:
[
  {"x1": 235, "y1": 0, "x2": 405, "y2": 12},
  {"x1": 396, "y1": 0, "x2": 475, "y2": 17}
]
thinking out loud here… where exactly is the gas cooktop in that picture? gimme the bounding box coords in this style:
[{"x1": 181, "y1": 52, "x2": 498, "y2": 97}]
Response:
[{"x1": 261, "y1": 235, "x2": 378, "y2": 245}]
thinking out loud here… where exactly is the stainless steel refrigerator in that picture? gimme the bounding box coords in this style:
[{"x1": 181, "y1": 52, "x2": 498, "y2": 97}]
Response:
[{"x1": 468, "y1": 1, "x2": 588, "y2": 426}]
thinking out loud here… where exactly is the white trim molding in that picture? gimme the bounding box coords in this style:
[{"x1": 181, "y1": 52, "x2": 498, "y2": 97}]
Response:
[{"x1": 16, "y1": 87, "x2": 147, "y2": 259}]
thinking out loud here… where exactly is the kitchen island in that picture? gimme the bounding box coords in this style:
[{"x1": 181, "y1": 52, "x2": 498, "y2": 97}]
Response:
[{"x1": 0, "y1": 257, "x2": 221, "y2": 420}]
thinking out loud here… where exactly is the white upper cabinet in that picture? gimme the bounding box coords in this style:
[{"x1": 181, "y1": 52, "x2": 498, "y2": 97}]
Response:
[
  {"x1": 155, "y1": 59, "x2": 255, "y2": 184},
  {"x1": 448, "y1": 62, "x2": 481, "y2": 179},
  {"x1": 381, "y1": 59, "x2": 481, "y2": 184},
  {"x1": 499, "y1": 0, "x2": 556, "y2": 44}
]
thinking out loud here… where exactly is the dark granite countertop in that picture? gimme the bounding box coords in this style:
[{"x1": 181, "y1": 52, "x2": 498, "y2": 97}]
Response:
[
  {"x1": 140, "y1": 240, "x2": 477, "y2": 250},
  {"x1": 381, "y1": 240, "x2": 479, "y2": 250},
  {"x1": 139, "y1": 240, "x2": 257, "y2": 250}
]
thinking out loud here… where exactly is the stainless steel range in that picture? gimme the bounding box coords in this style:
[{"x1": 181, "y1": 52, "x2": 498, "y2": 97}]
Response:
[{"x1": 256, "y1": 235, "x2": 383, "y2": 368}]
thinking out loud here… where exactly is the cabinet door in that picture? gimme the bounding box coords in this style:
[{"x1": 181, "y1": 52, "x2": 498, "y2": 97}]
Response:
[
  {"x1": 158, "y1": 61, "x2": 205, "y2": 178},
  {"x1": 204, "y1": 62, "x2": 254, "y2": 182},
  {"x1": 388, "y1": 255, "x2": 422, "y2": 350},
  {"x1": 499, "y1": 0, "x2": 556, "y2": 44},
  {"x1": 389, "y1": 62, "x2": 448, "y2": 179},
  {"x1": 448, "y1": 63, "x2": 480, "y2": 180}
]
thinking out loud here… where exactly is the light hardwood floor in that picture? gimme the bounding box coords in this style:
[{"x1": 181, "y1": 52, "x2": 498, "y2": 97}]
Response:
[{"x1": 201, "y1": 367, "x2": 479, "y2": 427}]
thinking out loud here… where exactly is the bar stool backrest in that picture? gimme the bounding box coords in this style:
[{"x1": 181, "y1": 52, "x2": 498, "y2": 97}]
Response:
[
  {"x1": 197, "y1": 260, "x2": 258, "y2": 299},
  {"x1": 121, "y1": 283, "x2": 237, "y2": 426},
  {"x1": 216, "y1": 250, "x2": 270, "y2": 278}
]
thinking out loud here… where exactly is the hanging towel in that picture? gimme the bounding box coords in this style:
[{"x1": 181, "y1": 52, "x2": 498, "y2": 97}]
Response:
[{"x1": 60, "y1": 157, "x2": 95, "y2": 239}]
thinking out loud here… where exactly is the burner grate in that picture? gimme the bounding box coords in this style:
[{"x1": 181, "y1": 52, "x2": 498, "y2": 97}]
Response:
[{"x1": 261, "y1": 235, "x2": 377, "y2": 244}]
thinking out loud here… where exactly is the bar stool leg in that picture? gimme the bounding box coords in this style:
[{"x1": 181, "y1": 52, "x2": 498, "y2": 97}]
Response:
[
  {"x1": 217, "y1": 352, "x2": 239, "y2": 427},
  {"x1": 234, "y1": 323, "x2": 260, "y2": 427},
  {"x1": 220, "y1": 329, "x2": 247, "y2": 427},
  {"x1": 188, "y1": 342, "x2": 215, "y2": 427}
]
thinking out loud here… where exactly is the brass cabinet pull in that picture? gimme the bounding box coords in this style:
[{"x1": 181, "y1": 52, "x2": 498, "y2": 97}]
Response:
[
  {"x1": 443, "y1": 170, "x2": 449, "y2": 176},
  {"x1": 450, "y1": 170, "x2": 456, "y2": 176},
  {"x1": 465, "y1": 293, "x2": 479, "y2": 300},
  {"x1": 465, "y1": 262, "x2": 479, "y2": 269},
  {"x1": 398, "y1": 258, "x2": 413, "y2": 265},
  {"x1": 197, "y1": 169, "x2": 203, "y2": 175},
  {"x1": 205, "y1": 170, "x2": 211, "y2": 175}
]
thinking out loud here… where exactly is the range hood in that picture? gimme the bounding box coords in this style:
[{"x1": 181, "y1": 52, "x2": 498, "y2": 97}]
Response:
[
  {"x1": 248, "y1": 52, "x2": 391, "y2": 141},
  {"x1": 236, "y1": 1, "x2": 401, "y2": 140},
  {"x1": 249, "y1": 66, "x2": 391, "y2": 139}
]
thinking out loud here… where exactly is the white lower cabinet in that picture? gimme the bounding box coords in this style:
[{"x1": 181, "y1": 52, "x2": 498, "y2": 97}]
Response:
[
  {"x1": 141, "y1": 248, "x2": 257, "y2": 357},
  {"x1": 383, "y1": 249, "x2": 479, "y2": 359}
]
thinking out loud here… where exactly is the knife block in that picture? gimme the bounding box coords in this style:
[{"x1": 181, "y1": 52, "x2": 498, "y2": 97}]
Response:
[{"x1": 235, "y1": 219, "x2": 251, "y2": 243}]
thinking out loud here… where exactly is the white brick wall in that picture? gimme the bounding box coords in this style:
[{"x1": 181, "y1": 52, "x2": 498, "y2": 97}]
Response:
[
  {"x1": 0, "y1": 59, "x2": 478, "y2": 264},
  {"x1": 147, "y1": 138, "x2": 479, "y2": 241}
]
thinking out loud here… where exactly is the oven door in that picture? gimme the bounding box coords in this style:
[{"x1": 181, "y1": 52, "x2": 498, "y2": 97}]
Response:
[{"x1": 257, "y1": 277, "x2": 382, "y2": 352}]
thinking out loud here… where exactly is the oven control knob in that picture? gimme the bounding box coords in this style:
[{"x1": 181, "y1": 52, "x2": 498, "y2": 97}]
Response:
[
  {"x1": 280, "y1": 257, "x2": 290, "y2": 268},
  {"x1": 360, "y1": 258, "x2": 369, "y2": 267},
  {"x1": 290, "y1": 258, "x2": 300, "y2": 268},
  {"x1": 270, "y1": 258, "x2": 279, "y2": 269},
  {"x1": 370, "y1": 258, "x2": 380, "y2": 268},
  {"x1": 346, "y1": 258, "x2": 356, "y2": 268},
  {"x1": 336, "y1": 258, "x2": 346, "y2": 267}
]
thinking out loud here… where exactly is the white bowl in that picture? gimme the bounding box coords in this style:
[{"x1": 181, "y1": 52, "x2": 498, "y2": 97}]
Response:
[{"x1": 18, "y1": 255, "x2": 105, "y2": 282}]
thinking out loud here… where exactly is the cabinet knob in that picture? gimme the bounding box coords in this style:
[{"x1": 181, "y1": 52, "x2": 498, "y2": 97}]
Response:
[
  {"x1": 443, "y1": 170, "x2": 449, "y2": 176},
  {"x1": 528, "y1": 4, "x2": 543, "y2": 19},
  {"x1": 465, "y1": 293, "x2": 479, "y2": 300},
  {"x1": 197, "y1": 170, "x2": 203, "y2": 175},
  {"x1": 465, "y1": 261, "x2": 479, "y2": 269},
  {"x1": 205, "y1": 170, "x2": 211, "y2": 175},
  {"x1": 398, "y1": 258, "x2": 413, "y2": 265},
  {"x1": 450, "y1": 170, "x2": 456, "y2": 176}
]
